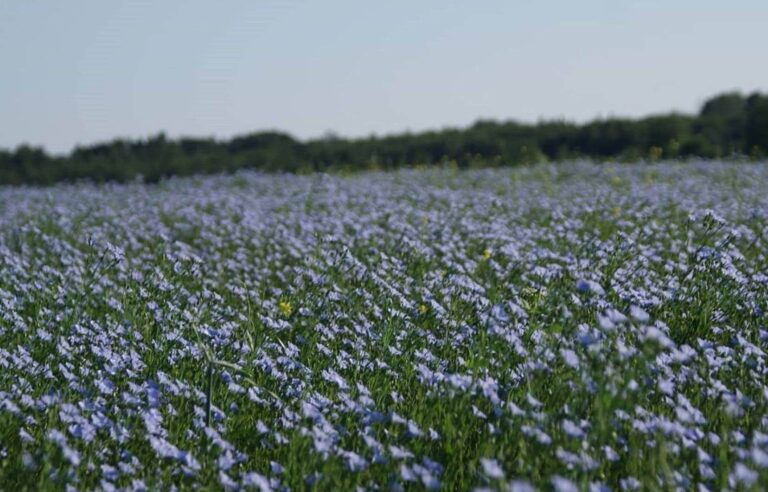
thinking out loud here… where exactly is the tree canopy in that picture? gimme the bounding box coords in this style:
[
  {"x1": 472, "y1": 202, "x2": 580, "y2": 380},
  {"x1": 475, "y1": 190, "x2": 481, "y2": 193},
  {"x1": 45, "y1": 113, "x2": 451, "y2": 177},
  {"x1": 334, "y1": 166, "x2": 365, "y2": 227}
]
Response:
[{"x1": 2, "y1": 91, "x2": 767, "y2": 185}]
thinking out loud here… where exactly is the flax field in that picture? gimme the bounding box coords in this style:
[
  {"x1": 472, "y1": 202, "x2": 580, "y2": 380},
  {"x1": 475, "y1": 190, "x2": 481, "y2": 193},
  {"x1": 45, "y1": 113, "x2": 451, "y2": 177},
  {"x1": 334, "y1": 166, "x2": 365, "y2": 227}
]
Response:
[{"x1": 1, "y1": 161, "x2": 767, "y2": 491}]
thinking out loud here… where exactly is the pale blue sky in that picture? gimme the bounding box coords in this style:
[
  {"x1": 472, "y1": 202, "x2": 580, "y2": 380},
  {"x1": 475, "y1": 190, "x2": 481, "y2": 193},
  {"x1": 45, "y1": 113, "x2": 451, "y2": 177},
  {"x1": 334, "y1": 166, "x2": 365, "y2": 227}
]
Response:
[{"x1": 2, "y1": 1, "x2": 767, "y2": 153}]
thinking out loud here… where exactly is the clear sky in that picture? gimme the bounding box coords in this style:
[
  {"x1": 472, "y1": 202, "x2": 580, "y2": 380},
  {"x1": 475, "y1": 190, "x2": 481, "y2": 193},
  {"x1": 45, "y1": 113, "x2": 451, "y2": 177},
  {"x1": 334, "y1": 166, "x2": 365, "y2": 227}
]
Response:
[{"x1": 2, "y1": 1, "x2": 767, "y2": 154}]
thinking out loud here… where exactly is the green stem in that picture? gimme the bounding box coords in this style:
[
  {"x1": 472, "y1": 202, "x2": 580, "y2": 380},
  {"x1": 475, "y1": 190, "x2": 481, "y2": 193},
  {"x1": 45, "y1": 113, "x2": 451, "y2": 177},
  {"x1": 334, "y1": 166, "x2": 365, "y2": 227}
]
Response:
[{"x1": 206, "y1": 362, "x2": 214, "y2": 428}]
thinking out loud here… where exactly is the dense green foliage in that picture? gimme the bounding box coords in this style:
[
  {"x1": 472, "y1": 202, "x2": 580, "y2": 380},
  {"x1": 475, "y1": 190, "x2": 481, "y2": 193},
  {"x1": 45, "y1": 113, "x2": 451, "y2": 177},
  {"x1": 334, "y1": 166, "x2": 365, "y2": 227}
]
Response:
[{"x1": 2, "y1": 91, "x2": 767, "y2": 185}]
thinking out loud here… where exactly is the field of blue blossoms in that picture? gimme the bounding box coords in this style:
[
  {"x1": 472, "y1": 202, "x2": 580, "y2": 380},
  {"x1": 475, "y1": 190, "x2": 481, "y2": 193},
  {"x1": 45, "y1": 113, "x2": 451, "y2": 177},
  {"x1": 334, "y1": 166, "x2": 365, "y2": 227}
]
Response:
[{"x1": 1, "y1": 161, "x2": 767, "y2": 491}]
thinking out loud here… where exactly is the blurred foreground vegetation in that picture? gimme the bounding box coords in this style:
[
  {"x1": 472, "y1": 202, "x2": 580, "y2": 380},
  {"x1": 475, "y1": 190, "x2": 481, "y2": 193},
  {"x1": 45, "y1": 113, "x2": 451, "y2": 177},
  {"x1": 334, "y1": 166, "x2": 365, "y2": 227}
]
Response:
[{"x1": 2, "y1": 91, "x2": 768, "y2": 185}]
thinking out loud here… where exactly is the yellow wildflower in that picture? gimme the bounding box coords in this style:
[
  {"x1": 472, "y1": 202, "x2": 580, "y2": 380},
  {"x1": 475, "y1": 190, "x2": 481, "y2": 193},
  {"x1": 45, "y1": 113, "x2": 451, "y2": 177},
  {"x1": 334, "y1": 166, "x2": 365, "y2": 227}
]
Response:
[
  {"x1": 483, "y1": 248, "x2": 492, "y2": 260},
  {"x1": 279, "y1": 300, "x2": 293, "y2": 317},
  {"x1": 419, "y1": 304, "x2": 428, "y2": 315}
]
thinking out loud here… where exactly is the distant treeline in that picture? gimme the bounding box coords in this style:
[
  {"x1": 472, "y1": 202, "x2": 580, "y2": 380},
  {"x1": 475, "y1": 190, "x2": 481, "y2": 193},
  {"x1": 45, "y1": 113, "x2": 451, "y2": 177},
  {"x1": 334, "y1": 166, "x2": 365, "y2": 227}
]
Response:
[{"x1": 2, "y1": 91, "x2": 768, "y2": 185}]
